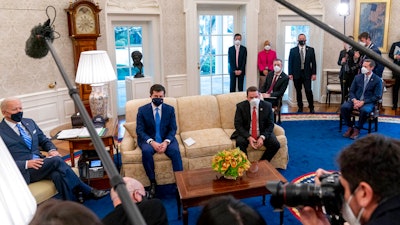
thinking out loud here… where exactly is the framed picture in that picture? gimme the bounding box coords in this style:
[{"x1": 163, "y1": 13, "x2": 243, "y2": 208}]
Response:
[{"x1": 354, "y1": 0, "x2": 391, "y2": 53}]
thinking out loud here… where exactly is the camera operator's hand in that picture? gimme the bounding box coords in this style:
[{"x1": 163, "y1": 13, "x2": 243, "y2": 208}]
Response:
[
  {"x1": 314, "y1": 168, "x2": 332, "y2": 185},
  {"x1": 299, "y1": 206, "x2": 330, "y2": 225}
]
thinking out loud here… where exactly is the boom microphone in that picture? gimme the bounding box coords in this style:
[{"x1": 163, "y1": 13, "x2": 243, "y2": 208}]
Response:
[{"x1": 25, "y1": 19, "x2": 54, "y2": 59}]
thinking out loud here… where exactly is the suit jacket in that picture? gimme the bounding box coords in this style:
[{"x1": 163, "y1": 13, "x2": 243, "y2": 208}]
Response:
[
  {"x1": 260, "y1": 71, "x2": 289, "y2": 98},
  {"x1": 102, "y1": 198, "x2": 168, "y2": 225},
  {"x1": 361, "y1": 43, "x2": 384, "y2": 77},
  {"x1": 389, "y1": 41, "x2": 400, "y2": 66},
  {"x1": 0, "y1": 118, "x2": 56, "y2": 183},
  {"x1": 288, "y1": 45, "x2": 317, "y2": 79},
  {"x1": 349, "y1": 73, "x2": 382, "y2": 105},
  {"x1": 136, "y1": 103, "x2": 177, "y2": 146},
  {"x1": 231, "y1": 100, "x2": 274, "y2": 139},
  {"x1": 228, "y1": 45, "x2": 247, "y2": 75}
]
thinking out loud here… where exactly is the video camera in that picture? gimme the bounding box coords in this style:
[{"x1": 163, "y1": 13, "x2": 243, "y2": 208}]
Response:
[{"x1": 266, "y1": 173, "x2": 344, "y2": 219}]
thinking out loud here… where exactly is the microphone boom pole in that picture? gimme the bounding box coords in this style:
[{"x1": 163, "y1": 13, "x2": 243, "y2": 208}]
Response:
[{"x1": 45, "y1": 38, "x2": 147, "y2": 225}]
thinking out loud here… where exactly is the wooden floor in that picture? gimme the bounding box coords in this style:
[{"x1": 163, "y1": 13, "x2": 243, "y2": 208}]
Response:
[{"x1": 56, "y1": 102, "x2": 399, "y2": 157}]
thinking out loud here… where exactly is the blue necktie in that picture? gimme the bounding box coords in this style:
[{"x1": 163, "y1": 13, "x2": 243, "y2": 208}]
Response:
[
  {"x1": 16, "y1": 123, "x2": 32, "y2": 150},
  {"x1": 155, "y1": 108, "x2": 162, "y2": 143}
]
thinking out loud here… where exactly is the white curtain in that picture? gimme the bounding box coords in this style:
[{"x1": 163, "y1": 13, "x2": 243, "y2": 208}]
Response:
[{"x1": 0, "y1": 137, "x2": 36, "y2": 225}]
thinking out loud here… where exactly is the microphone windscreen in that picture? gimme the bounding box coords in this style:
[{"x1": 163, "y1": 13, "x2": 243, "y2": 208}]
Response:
[{"x1": 25, "y1": 19, "x2": 54, "y2": 59}]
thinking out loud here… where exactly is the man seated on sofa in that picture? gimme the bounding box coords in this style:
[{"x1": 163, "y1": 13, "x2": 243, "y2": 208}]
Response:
[
  {"x1": 231, "y1": 86, "x2": 280, "y2": 161},
  {"x1": 102, "y1": 177, "x2": 168, "y2": 225},
  {"x1": 0, "y1": 97, "x2": 109, "y2": 202},
  {"x1": 136, "y1": 84, "x2": 183, "y2": 198},
  {"x1": 260, "y1": 58, "x2": 289, "y2": 107}
]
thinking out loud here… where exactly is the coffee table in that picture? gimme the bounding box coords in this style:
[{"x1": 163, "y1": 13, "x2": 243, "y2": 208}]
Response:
[{"x1": 175, "y1": 160, "x2": 287, "y2": 225}]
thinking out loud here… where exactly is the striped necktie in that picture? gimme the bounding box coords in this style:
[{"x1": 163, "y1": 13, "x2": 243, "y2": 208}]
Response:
[{"x1": 16, "y1": 123, "x2": 32, "y2": 149}]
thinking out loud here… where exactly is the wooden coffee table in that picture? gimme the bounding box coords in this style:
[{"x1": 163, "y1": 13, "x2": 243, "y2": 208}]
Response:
[{"x1": 175, "y1": 160, "x2": 287, "y2": 225}]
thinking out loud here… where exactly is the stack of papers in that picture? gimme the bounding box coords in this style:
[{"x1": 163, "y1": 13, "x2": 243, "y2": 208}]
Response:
[{"x1": 56, "y1": 127, "x2": 106, "y2": 139}]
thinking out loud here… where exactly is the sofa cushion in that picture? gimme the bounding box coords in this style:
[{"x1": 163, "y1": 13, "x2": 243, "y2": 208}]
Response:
[
  {"x1": 216, "y1": 92, "x2": 247, "y2": 129},
  {"x1": 180, "y1": 128, "x2": 233, "y2": 158},
  {"x1": 123, "y1": 122, "x2": 137, "y2": 138},
  {"x1": 177, "y1": 95, "x2": 221, "y2": 133},
  {"x1": 29, "y1": 180, "x2": 57, "y2": 204}
]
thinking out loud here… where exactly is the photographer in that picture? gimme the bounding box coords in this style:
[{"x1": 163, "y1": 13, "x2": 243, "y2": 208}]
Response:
[
  {"x1": 337, "y1": 36, "x2": 358, "y2": 103},
  {"x1": 300, "y1": 134, "x2": 400, "y2": 225}
]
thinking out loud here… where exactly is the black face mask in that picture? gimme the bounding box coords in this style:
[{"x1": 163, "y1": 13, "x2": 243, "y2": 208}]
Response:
[
  {"x1": 152, "y1": 98, "x2": 163, "y2": 107},
  {"x1": 11, "y1": 111, "x2": 23, "y2": 122},
  {"x1": 298, "y1": 40, "x2": 306, "y2": 46}
]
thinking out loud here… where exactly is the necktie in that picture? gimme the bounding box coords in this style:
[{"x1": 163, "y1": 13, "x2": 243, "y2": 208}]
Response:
[
  {"x1": 360, "y1": 76, "x2": 369, "y2": 100},
  {"x1": 16, "y1": 123, "x2": 32, "y2": 149},
  {"x1": 155, "y1": 108, "x2": 162, "y2": 143},
  {"x1": 300, "y1": 47, "x2": 305, "y2": 70},
  {"x1": 236, "y1": 45, "x2": 239, "y2": 68},
  {"x1": 267, "y1": 75, "x2": 279, "y2": 94},
  {"x1": 251, "y1": 106, "x2": 258, "y2": 139}
]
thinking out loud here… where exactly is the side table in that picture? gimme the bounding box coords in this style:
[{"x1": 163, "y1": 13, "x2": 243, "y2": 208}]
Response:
[{"x1": 50, "y1": 118, "x2": 118, "y2": 189}]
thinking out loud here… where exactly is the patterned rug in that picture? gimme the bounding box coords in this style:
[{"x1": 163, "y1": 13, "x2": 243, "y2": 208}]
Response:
[{"x1": 281, "y1": 112, "x2": 400, "y2": 123}]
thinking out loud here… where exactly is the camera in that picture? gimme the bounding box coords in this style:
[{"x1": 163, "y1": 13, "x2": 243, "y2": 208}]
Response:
[{"x1": 266, "y1": 173, "x2": 344, "y2": 217}]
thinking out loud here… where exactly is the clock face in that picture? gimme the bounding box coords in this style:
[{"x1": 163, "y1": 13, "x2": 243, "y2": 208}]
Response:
[{"x1": 75, "y1": 5, "x2": 96, "y2": 34}]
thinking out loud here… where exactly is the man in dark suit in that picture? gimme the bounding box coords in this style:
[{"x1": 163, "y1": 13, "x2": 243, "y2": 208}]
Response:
[
  {"x1": 341, "y1": 59, "x2": 382, "y2": 139},
  {"x1": 102, "y1": 177, "x2": 168, "y2": 225},
  {"x1": 0, "y1": 97, "x2": 108, "y2": 201},
  {"x1": 388, "y1": 40, "x2": 400, "y2": 110},
  {"x1": 288, "y1": 33, "x2": 317, "y2": 113},
  {"x1": 136, "y1": 84, "x2": 183, "y2": 198},
  {"x1": 354, "y1": 32, "x2": 384, "y2": 78},
  {"x1": 231, "y1": 86, "x2": 280, "y2": 161},
  {"x1": 260, "y1": 58, "x2": 289, "y2": 107},
  {"x1": 228, "y1": 33, "x2": 247, "y2": 92}
]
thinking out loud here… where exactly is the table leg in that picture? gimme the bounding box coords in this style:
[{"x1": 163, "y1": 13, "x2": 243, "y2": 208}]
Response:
[
  {"x1": 262, "y1": 195, "x2": 266, "y2": 205},
  {"x1": 70, "y1": 151, "x2": 75, "y2": 167},
  {"x1": 176, "y1": 190, "x2": 181, "y2": 220},
  {"x1": 183, "y1": 208, "x2": 188, "y2": 225},
  {"x1": 280, "y1": 210, "x2": 284, "y2": 225}
]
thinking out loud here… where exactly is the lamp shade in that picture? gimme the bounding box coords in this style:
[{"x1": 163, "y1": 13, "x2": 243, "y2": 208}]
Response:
[{"x1": 75, "y1": 50, "x2": 117, "y2": 84}]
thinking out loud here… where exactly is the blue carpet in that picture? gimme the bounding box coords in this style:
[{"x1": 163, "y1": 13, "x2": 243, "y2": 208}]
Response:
[{"x1": 84, "y1": 118, "x2": 400, "y2": 225}]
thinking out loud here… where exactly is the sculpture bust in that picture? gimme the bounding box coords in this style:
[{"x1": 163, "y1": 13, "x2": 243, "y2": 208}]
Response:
[{"x1": 131, "y1": 51, "x2": 144, "y2": 78}]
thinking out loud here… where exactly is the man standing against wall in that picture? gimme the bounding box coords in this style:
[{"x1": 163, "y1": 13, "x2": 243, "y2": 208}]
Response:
[
  {"x1": 389, "y1": 40, "x2": 400, "y2": 110},
  {"x1": 288, "y1": 33, "x2": 317, "y2": 113},
  {"x1": 228, "y1": 33, "x2": 247, "y2": 92}
]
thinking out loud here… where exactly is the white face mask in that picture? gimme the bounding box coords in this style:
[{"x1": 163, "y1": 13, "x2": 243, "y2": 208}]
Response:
[
  {"x1": 359, "y1": 41, "x2": 366, "y2": 47},
  {"x1": 361, "y1": 67, "x2": 369, "y2": 75},
  {"x1": 250, "y1": 98, "x2": 260, "y2": 107},
  {"x1": 341, "y1": 194, "x2": 365, "y2": 225},
  {"x1": 273, "y1": 65, "x2": 281, "y2": 73},
  {"x1": 234, "y1": 40, "x2": 241, "y2": 46},
  {"x1": 264, "y1": 45, "x2": 271, "y2": 51}
]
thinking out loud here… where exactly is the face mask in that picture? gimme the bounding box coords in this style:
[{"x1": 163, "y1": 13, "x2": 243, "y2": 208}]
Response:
[
  {"x1": 264, "y1": 45, "x2": 271, "y2": 51},
  {"x1": 11, "y1": 111, "x2": 23, "y2": 122},
  {"x1": 359, "y1": 41, "x2": 366, "y2": 47},
  {"x1": 234, "y1": 40, "x2": 241, "y2": 46},
  {"x1": 152, "y1": 98, "x2": 163, "y2": 107},
  {"x1": 361, "y1": 67, "x2": 369, "y2": 74},
  {"x1": 341, "y1": 194, "x2": 365, "y2": 225},
  {"x1": 274, "y1": 66, "x2": 281, "y2": 73},
  {"x1": 249, "y1": 98, "x2": 260, "y2": 107},
  {"x1": 298, "y1": 40, "x2": 306, "y2": 46}
]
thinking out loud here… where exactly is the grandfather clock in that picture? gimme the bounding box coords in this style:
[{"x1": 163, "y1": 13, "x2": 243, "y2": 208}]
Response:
[{"x1": 65, "y1": 0, "x2": 101, "y2": 115}]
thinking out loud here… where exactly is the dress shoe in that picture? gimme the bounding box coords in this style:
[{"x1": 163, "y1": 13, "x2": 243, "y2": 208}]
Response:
[
  {"x1": 297, "y1": 108, "x2": 303, "y2": 113},
  {"x1": 350, "y1": 128, "x2": 360, "y2": 140},
  {"x1": 392, "y1": 105, "x2": 398, "y2": 110},
  {"x1": 309, "y1": 108, "x2": 315, "y2": 114},
  {"x1": 90, "y1": 189, "x2": 110, "y2": 199},
  {"x1": 149, "y1": 182, "x2": 156, "y2": 199},
  {"x1": 343, "y1": 127, "x2": 353, "y2": 138}
]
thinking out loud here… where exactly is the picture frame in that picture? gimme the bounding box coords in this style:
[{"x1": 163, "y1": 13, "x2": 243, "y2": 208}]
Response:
[{"x1": 354, "y1": 0, "x2": 391, "y2": 53}]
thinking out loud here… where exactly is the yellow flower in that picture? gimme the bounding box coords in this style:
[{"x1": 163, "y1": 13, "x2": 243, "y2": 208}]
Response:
[{"x1": 211, "y1": 147, "x2": 251, "y2": 179}]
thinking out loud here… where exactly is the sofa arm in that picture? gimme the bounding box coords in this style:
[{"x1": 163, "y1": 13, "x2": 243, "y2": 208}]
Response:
[
  {"x1": 273, "y1": 124, "x2": 285, "y2": 136},
  {"x1": 120, "y1": 133, "x2": 136, "y2": 153}
]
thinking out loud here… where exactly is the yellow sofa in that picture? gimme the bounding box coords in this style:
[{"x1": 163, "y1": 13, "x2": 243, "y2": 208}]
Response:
[{"x1": 120, "y1": 92, "x2": 289, "y2": 186}]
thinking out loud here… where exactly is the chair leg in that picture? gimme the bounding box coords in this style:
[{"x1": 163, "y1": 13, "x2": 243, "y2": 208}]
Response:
[
  {"x1": 368, "y1": 119, "x2": 372, "y2": 133},
  {"x1": 326, "y1": 92, "x2": 328, "y2": 105},
  {"x1": 278, "y1": 111, "x2": 281, "y2": 124},
  {"x1": 339, "y1": 113, "x2": 342, "y2": 131},
  {"x1": 375, "y1": 118, "x2": 378, "y2": 132}
]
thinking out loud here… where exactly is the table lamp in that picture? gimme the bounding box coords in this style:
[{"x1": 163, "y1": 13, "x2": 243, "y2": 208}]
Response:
[{"x1": 75, "y1": 50, "x2": 116, "y2": 119}]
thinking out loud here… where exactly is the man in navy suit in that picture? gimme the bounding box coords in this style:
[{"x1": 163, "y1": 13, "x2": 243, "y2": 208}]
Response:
[
  {"x1": 228, "y1": 33, "x2": 247, "y2": 92},
  {"x1": 0, "y1": 97, "x2": 108, "y2": 201},
  {"x1": 231, "y1": 86, "x2": 280, "y2": 161},
  {"x1": 354, "y1": 32, "x2": 384, "y2": 78},
  {"x1": 341, "y1": 59, "x2": 382, "y2": 139},
  {"x1": 288, "y1": 33, "x2": 317, "y2": 113},
  {"x1": 388, "y1": 40, "x2": 400, "y2": 110},
  {"x1": 260, "y1": 58, "x2": 289, "y2": 107},
  {"x1": 136, "y1": 84, "x2": 183, "y2": 198}
]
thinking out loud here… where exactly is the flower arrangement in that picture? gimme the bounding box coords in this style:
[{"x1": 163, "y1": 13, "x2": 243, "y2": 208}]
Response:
[{"x1": 212, "y1": 147, "x2": 251, "y2": 179}]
